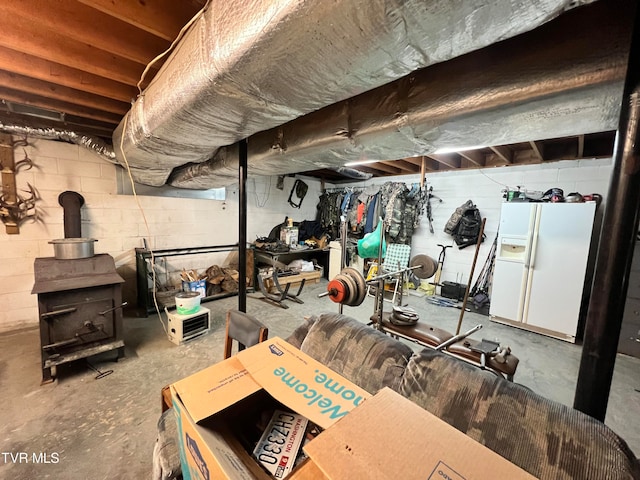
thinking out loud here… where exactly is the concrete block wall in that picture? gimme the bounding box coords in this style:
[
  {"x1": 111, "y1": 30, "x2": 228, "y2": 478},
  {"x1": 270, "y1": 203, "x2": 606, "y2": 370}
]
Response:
[
  {"x1": 334, "y1": 158, "x2": 612, "y2": 289},
  {"x1": 0, "y1": 138, "x2": 321, "y2": 333}
]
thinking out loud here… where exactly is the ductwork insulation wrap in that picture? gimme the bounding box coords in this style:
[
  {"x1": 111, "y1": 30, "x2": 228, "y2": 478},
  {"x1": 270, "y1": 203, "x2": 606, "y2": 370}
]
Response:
[
  {"x1": 114, "y1": 0, "x2": 595, "y2": 187},
  {"x1": 168, "y1": 0, "x2": 629, "y2": 189},
  {"x1": 0, "y1": 123, "x2": 116, "y2": 163}
]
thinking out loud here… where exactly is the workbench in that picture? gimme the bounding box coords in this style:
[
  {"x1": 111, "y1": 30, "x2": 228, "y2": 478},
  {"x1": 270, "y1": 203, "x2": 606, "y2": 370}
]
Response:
[{"x1": 253, "y1": 247, "x2": 329, "y2": 280}]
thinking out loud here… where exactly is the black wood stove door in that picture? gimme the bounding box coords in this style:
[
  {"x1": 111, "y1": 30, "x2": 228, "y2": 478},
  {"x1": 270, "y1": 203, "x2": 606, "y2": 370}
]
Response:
[{"x1": 41, "y1": 287, "x2": 117, "y2": 349}]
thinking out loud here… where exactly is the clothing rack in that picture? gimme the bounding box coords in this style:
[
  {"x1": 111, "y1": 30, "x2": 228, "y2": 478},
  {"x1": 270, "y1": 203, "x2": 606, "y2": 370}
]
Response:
[{"x1": 323, "y1": 186, "x2": 365, "y2": 193}]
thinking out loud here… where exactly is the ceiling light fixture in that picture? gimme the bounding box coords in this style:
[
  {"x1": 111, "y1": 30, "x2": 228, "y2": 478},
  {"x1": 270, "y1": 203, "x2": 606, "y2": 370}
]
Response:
[
  {"x1": 344, "y1": 159, "x2": 381, "y2": 166},
  {"x1": 433, "y1": 145, "x2": 487, "y2": 154}
]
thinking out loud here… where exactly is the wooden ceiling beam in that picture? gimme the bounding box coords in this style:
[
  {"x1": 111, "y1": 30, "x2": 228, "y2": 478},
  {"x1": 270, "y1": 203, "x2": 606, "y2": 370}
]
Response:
[
  {"x1": 0, "y1": 0, "x2": 169, "y2": 66},
  {"x1": 0, "y1": 70, "x2": 129, "y2": 116},
  {"x1": 355, "y1": 165, "x2": 394, "y2": 176},
  {"x1": 489, "y1": 145, "x2": 513, "y2": 164},
  {"x1": 0, "y1": 47, "x2": 136, "y2": 103},
  {"x1": 458, "y1": 149, "x2": 486, "y2": 166},
  {"x1": 0, "y1": 86, "x2": 121, "y2": 125},
  {"x1": 0, "y1": 14, "x2": 150, "y2": 85},
  {"x1": 402, "y1": 156, "x2": 440, "y2": 170},
  {"x1": 364, "y1": 162, "x2": 403, "y2": 175},
  {"x1": 78, "y1": 0, "x2": 206, "y2": 42},
  {"x1": 0, "y1": 110, "x2": 114, "y2": 138},
  {"x1": 529, "y1": 140, "x2": 545, "y2": 161},
  {"x1": 577, "y1": 134, "x2": 585, "y2": 158},
  {"x1": 380, "y1": 159, "x2": 418, "y2": 173},
  {"x1": 425, "y1": 153, "x2": 461, "y2": 169}
]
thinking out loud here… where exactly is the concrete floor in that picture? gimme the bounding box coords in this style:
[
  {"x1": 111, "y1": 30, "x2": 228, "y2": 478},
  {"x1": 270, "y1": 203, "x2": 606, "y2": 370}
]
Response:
[{"x1": 1, "y1": 280, "x2": 639, "y2": 479}]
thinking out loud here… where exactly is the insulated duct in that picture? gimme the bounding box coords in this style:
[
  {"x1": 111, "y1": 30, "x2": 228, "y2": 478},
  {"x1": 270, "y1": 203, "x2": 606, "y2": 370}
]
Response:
[
  {"x1": 0, "y1": 122, "x2": 116, "y2": 164},
  {"x1": 168, "y1": 0, "x2": 630, "y2": 189},
  {"x1": 114, "y1": 0, "x2": 594, "y2": 187}
]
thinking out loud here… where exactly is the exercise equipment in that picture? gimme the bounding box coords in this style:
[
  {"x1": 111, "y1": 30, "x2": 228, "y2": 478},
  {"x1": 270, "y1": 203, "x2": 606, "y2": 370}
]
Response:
[
  {"x1": 320, "y1": 254, "x2": 436, "y2": 307},
  {"x1": 318, "y1": 254, "x2": 519, "y2": 381}
]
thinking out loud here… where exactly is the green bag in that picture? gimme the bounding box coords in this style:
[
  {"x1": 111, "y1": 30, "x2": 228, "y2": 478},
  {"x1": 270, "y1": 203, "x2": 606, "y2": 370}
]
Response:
[{"x1": 357, "y1": 221, "x2": 387, "y2": 259}]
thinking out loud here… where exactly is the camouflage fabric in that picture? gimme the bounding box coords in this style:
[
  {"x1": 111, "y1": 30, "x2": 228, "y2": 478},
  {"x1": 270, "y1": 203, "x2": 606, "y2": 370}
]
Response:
[
  {"x1": 287, "y1": 314, "x2": 640, "y2": 480},
  {"x1": 444, "y1": 199, "x2": 474, "y2": 234},
  {"x1": 379, "y1": 181, "x2": 428, "y2": 244},
  {"x1": 295, "y1": 313, "x2": 413, "y2": 394}
]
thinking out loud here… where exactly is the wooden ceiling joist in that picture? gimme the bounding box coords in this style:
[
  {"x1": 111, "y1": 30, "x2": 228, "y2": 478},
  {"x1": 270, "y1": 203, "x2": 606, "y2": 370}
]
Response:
[
  {"x1": 78, "y1": 0, "x2": 207, "y2": 42},
  {"x1": 529, "y1": 140, "x2": 545, "y2": 161},
  {"x1": 577, "y1": 134, "x2": 585, "y2": 158},
  {"x1": 0, "y1": 0, "x2": 169, "y2": 67},
  {"x1": 380, "y1": 159, "x2": 416, "y2": 173},
  {"x1": 394, "y1": 159, "x2": 421, "y2": 173},
  {"x1": 0, "y1": 47, "x2": 136, "y2": 103},
  {"x1": 362, "y1": 162, "x2": 403, "y2": 175},
  {"x1": 0, "y1": 15, "x2": 150, "y2": 85},
  {"x1": 458, "y1": 149, "x2": 486, "y2": 167},
  {"x1": 489, "y1": 145, "x2": 513, "y2": 164},
  {"x1": 0, "y1": 110, "x2": 116, "y2": 138},
  {"x1": 0, "y1": 70, "x2": 129, "y2": 116},
  {"x1": 425, "y1": 153, "x2": 461, "y2": 169},
  {"x1": 0, "y1": 86, "x2": 121, "y2": 125}
]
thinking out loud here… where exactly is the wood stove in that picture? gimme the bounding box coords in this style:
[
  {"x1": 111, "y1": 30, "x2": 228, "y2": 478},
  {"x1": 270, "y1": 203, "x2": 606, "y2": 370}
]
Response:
[{"x1": 31, "y1": 254, "x2": 125, "y2": 384}]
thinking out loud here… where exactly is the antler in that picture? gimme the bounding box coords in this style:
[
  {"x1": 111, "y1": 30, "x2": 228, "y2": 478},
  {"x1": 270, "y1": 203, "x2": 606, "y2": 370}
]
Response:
[
  {"x1": 0, "y1": 183, "x2": 39, "y2": 226},
  {"x1": 14, "y1": 149, "x2": 35, "y2": 172}
]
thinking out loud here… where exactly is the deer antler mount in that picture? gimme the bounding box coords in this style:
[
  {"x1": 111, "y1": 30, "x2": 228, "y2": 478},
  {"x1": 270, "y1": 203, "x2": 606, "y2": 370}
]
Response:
[{"x1": 0, "y1": 133, "x2": 39, "y2": 234}]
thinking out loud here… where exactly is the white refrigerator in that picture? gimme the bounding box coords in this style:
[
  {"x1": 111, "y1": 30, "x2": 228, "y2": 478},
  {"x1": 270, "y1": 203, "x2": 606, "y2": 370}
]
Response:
[{"x1": 489, "y1": 202, "x2": 596, "y2": 342}]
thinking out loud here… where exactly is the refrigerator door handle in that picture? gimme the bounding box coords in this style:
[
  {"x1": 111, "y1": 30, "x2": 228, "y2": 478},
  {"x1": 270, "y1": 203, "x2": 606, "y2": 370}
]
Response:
[
  {"x1": 526, "y1": 206, "x2": 543, "y2": 269},
  {"x1": 522, "y1": 205, "x2": 542, "y2": 324},
  {"x1": 524, "y1": 205, "x2": 542, "y2": 269}
]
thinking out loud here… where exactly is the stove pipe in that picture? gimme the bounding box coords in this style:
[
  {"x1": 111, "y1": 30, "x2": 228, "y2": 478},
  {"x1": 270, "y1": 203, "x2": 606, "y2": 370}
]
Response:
[{"x1": 58, "y1": 191, "x2": 85, "y2": 238}]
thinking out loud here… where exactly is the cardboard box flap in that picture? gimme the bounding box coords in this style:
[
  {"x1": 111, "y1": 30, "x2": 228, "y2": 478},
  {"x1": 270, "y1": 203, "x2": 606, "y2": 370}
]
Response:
[
  {"x1": 172, "y1": 356, "x2": 261, "y2": 423},
  {"x1": 236, "y1": 337, "x2": 370, "y2": 429},
  {"x1": 305, "y1": 387, "x2": 536, "y2": 480}
]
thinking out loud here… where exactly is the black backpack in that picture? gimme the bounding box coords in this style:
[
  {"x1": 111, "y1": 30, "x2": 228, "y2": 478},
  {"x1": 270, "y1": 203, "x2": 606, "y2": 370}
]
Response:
[{"x1": 453, "y1": 206, "x2": 484, "y2": 249}]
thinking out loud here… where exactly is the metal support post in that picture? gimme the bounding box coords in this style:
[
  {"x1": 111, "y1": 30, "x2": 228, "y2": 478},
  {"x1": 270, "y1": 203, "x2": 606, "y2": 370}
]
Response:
[{"x1": 574, "y1": 2, "x2": 640, "y2": 420}]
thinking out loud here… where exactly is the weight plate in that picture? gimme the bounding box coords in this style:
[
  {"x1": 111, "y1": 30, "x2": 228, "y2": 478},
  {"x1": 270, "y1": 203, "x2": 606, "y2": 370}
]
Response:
[
  {"x1": 410, "y1": 254, "x2": 438, "y2": 279},
  {"x1": 342, "y1": 267, "x2": 367, "y2": 306},
  {"x1": 327, "y1": 278, "x2": 347, "y2": 303},
  {"x1": 339, "y1": 273, "x2": 358, "y2": 306}
]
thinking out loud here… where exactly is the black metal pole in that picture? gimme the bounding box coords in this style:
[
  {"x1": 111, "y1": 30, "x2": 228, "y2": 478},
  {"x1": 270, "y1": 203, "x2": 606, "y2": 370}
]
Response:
[
  {"x1": 574, "y1": 2, "x2": 640, "y2": 420},
  {"x1": 238, "y1": 139, "x2": 248, "y2": 313}
]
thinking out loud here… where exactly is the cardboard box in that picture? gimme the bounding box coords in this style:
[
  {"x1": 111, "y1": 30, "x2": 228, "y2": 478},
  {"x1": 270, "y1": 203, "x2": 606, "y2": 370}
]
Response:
[
  {"x1": 170, "y1": 337, "x2": 370, "y2": 479},
  {"x1": 182, "y1": 279, "x2": 207, "y2": 298},
  {"x1": 304, "y1": 387, "x2": 535, "y2": 480}
]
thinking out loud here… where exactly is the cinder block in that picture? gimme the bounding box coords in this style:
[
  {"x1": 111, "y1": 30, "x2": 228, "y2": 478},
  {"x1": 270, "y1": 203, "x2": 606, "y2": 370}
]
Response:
[
  {"x1": 0, "y1": 305, "x2": 38, "y2": 333},
  {"x1": 100, "y1": 163, "x2": 117, "y2": 180},
  {"x1": 0, "y1": 274, "x2": 36, "y2": 294},
  {"x1": 57, "y1": 159, "x2": 102, "y2": 178},
  {"x1": 81, "y1": 177, "x2": 116, "y2": 194},
  {"x1": 25, "y1": 138, "x2": 79, "y2": 161},
  {"x1": 0, "y1": 258, "x2": 34, "y2": 277},
  {"x1": 34, "y1": 172, "x2": 82, "y2": 192},
  {"x1": 558, "y1": 165, "x2": 602, "y2": 182},
  {"x1": 0, "y1": 240, "x2": 41, "y2": 259},
  {"x1": 0, "y1": 289, "x2": 37, "y2": 310}
]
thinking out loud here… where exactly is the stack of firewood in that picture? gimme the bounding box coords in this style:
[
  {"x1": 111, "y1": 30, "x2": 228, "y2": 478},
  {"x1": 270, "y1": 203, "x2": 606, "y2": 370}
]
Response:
[
  {"x1": 205, "y1": 265, "x2": 240, "y2": 295},
  {"x1": 180, "y1": 269, "x2": 204, "y2": 282}
]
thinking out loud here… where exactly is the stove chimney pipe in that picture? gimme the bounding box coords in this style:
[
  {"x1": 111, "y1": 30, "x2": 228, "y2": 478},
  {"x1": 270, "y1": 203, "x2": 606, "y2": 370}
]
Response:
[{"x1": 58, "y1": 191, "x2": 85, "y2": 238}]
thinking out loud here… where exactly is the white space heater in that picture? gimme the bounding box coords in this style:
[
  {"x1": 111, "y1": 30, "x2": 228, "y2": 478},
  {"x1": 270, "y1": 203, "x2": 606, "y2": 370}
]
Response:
[{"x1": 167, "y1": 306, "x2": 210, "y2": 345}]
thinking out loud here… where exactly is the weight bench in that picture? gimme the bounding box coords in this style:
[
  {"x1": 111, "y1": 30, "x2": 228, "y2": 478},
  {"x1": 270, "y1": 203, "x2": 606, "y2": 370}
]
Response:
[{"x1": 373, "y1": 312, "x2": 519, "y2": 381}]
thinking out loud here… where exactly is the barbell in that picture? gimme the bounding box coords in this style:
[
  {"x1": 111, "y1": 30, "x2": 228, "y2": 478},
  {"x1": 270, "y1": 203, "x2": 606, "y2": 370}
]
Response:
[{"x1": 320, "y1": 254, "x2": 437, "y2": 306}]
